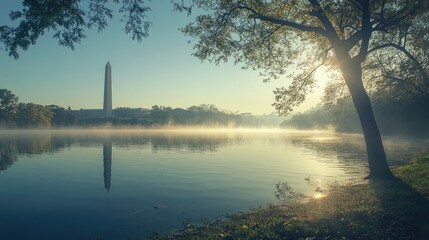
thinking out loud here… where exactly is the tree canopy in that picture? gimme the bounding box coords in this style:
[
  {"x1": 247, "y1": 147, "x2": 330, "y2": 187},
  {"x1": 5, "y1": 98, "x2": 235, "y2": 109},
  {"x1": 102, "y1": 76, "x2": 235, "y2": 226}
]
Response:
[
  {"x1": 174, "y1": 0, "x2": 428, "y2": 113},
  {"x1": 0, "y1": 89, "x2": 19, "y2": 123},
  {"x1": 0, "y1": 89, "x2": 77, "y2": 127},
  {"x1": 0, "y1": 0, "x2": 152, "y2": 58}
]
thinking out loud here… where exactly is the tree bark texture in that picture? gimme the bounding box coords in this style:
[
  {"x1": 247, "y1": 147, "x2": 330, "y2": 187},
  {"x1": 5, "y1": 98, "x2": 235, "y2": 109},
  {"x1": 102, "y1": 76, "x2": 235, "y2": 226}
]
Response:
[{"x1": 338, "y1": 58, "x2": 394, "y2": 180}]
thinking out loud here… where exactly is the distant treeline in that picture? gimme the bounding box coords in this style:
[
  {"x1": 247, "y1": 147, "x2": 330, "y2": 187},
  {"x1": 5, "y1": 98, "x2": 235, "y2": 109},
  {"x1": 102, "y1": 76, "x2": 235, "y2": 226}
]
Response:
[
  {"x1": 0, "y1": 89, "x2": 76, "y2": 127},
  {"x1": 77, "y1": 104, "x2": 243, "y2": 127},
  {"x1": 0, "y1": 89, "x2": 284, "y2": 128},
  {"x1": 76, "y1": 105, "x2": 284, "y2": 127},
  {"x1": 281, "y1": 96, "x2": 429, "y2": 136}
]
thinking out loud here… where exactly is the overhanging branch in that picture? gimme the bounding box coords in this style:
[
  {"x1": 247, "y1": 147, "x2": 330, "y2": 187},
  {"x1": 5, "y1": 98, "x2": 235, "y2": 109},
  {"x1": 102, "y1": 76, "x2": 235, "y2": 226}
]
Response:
[
  {"x1": 368, "y1": 42, "x2": 427, "y2": 79},
  {"x1": 236, "y1": 5, "x2": 327, "y2": 37}
]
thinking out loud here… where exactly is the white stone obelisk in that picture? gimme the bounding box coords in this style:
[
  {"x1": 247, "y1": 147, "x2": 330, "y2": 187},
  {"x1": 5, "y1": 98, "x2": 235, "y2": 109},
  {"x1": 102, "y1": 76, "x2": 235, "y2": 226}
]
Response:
[{"x1": 103, "y1": 61, "x2": 113, "y2": 118}]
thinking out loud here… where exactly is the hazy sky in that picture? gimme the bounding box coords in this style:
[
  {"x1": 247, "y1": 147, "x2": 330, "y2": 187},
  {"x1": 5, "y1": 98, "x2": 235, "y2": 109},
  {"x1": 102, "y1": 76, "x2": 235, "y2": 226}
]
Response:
[{"x1": 0, "y1": 1, "x2": 326, "y2": 115}]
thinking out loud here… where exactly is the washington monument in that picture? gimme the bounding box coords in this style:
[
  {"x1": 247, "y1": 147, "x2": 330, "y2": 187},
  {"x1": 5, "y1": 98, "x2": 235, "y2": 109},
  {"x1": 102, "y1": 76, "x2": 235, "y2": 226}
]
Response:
[{"x1": 104, "y1": 61, "x2": 112, "y2": 117}]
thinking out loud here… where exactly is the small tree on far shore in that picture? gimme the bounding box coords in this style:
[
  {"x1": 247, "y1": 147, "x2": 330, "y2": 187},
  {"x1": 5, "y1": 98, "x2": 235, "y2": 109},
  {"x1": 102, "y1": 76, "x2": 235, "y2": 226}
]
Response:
[{"x1": 0, "y1": 89, "x2": 19, "y2": 124}]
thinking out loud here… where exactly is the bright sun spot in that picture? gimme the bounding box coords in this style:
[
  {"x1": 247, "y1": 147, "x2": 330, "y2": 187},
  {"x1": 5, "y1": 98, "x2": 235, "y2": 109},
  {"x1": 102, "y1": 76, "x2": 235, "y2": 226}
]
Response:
[
  {"x1": 314, "y1": 67, "x2": 330, "y2": 89},
  {"x1": 313, "y1": 192, "x2": 326, "y2": 199}
]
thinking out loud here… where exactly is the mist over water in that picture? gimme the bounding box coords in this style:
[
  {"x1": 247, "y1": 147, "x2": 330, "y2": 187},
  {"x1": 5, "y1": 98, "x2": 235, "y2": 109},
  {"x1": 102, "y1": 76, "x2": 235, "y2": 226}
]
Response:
[{"x1": 0, "y1": 128, "x2": 428, "y2": 239}]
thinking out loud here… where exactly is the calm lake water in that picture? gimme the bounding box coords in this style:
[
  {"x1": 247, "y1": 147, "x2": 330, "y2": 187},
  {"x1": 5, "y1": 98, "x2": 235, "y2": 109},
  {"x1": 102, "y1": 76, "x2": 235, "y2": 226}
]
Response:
[{"x1": 0, "y1": 129, "x2": 428, "y2": 240}]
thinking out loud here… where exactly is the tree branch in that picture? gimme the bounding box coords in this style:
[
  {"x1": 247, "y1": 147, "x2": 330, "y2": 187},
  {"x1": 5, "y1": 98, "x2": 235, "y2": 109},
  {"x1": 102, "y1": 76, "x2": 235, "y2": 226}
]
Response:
[
  {"x1": 368, "y1": 42, "x2": 427, "y2": 79},
  {"x1": 383, "y1": 74, "x2": 428, "y2": 97},
  {"x1": 307, "y1": 0, "x2": 339, "y2": 41},
  {"x1": 237, "y1": 5, "x2": 327, "y2": 37},
  {"x1": 353, "y1": 0, "x2": 372, "y2": 63},
  {"x1": 372, "y1": 1, "x2": 420, "y2": 33}
]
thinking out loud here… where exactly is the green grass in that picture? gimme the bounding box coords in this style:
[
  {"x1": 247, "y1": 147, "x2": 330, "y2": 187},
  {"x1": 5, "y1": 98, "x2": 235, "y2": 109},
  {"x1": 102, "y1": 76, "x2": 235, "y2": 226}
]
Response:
[
  {"x1": 394, "y1": 153, "x2": 429, "y2": 195},
  {"x1": 148, "y1": 154, "x2": 429, "y2": 240}
]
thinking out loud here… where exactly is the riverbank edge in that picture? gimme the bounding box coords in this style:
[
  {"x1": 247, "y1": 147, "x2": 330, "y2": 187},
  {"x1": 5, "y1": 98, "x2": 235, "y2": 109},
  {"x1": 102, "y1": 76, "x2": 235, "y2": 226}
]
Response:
[{"x1": 148, "y1": 153, "x2": 429, "y2": 240}]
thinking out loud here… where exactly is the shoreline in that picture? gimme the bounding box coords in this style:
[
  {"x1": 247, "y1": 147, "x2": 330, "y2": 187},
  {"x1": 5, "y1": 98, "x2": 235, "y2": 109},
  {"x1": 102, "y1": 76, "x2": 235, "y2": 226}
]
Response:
[{"x1": 148, "y1": 154, "x2": 429, "y2": 240}]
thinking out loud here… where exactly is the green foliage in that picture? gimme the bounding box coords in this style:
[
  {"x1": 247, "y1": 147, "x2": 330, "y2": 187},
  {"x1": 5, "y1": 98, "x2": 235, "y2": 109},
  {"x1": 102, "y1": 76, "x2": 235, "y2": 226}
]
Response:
[
  {"x1": 395, "y1": 153, "x2": 429, "y2": 194},
  {"x1": 149, "y1": 104, "x2": 242, "y2": 126},
  {"x1": 175, "y1": 0, "x2": 428, "y2": 115},
  {"x1": 319, "y1": 6, "x2": 429, "y2": 135},
  {"x1": 322, "y1": 95, "x2": 429, "y2": 135},
  {"x1": 150, "y1": 105, "x2": 174, "y2": 125},
  {"x1": 0, "y1": 89, "x2": 68, "y2": 127},
  {"x1": 0, "y1": 0, "x2": 151, "y2": 58},
  {"x1": 280, "y1": 107, "x2": 331, "y2": 129},
  {"x1": 15, "y1": 103, "x2": 54, "y2": 127},
  {"x1": 0, "y1": 89, "x2": 271, "y2": 128},
  {"x1": 288, "y1": 93, "x2": 429, "y2": 135},
  {"x1": 363, "y1": 11, "x2": 429, "y2": 101},
  {"x1": 0, "y1": 89, "x2": 19, "y2": 123},
  {"x1": 48, "y1": 105, "x2": 77, "y2": 126}
]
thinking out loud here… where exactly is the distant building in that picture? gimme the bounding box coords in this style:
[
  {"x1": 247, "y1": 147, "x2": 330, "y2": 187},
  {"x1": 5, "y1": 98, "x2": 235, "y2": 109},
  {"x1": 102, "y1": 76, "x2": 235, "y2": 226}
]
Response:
[{"x1": 72, "y1": 109, "x2": 105, "y2": 119}]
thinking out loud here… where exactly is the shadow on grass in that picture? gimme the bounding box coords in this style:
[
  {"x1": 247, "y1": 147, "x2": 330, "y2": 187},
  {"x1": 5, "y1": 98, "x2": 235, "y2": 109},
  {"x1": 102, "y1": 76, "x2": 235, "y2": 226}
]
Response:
[{"x1": 369, "y1": 176, "x2": 429, "y2": 239}]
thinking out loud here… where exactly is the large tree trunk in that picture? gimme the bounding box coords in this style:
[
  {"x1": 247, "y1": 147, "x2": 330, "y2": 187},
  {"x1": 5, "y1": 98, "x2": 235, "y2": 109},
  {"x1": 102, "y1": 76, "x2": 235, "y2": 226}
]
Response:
[{"x1": 339, "y1": 59, "x2": 394, "y2": 180}]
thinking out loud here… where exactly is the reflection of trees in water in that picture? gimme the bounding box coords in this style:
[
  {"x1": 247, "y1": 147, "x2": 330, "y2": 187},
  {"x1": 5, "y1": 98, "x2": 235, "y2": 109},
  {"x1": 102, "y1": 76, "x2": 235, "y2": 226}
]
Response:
[
  {"x1": 288, "y1": 135, "x2": 367, "y2": 160},
  {"x1": 0, "y1": 134, "x2": 64, "y2": 171},
  {"x1": 54, "y1": 132, "x2": 244, "y2": 152},
  {"x1": 65, "y1": 132, "x2": 245, "y2": 153},
  {"x1": 149, "y1": 133, "x2": 241, "y2": 152},
  {"x1": 0, "y1": 141, "x2": 18, "y2": 170},
  {"x1": 286, "y1": 134, "x2": 369, "y2": 176},
  {"x1": 0, "y1": 131, "x2": 247, "y2": 171},
  {"x1": 2, "y1": 131, "x2": 427, "y2": 173},
  {"x1": 284, "y1": 133, "x2": 429, "y2": 173}
]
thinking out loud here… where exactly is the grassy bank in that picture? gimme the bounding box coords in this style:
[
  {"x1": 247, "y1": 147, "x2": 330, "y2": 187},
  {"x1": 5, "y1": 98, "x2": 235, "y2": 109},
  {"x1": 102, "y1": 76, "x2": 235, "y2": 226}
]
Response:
[{"x1": 149, "y1": 154, "x2": 429, "y2": 240}]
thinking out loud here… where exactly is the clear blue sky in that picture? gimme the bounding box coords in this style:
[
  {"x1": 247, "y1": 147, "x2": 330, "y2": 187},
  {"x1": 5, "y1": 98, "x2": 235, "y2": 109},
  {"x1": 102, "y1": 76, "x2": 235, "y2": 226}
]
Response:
[{"x1": 0, "y1": 1, "x2": 325, "y2": 115}]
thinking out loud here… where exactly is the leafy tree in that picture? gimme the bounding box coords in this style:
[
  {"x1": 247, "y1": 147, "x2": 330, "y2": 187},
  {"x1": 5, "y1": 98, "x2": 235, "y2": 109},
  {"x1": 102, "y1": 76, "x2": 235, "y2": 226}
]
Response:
[
  {"x1": 15, "y1": 103, "x2": 54, "y2": 127},
  {"x1": 48, "y1": 105, "x2": 76, "y2": 126},
  {"x1": 148, "y1": 104, "x2": 242, "y2": 126},
  {"x1": 323, "y1": 93, "x2": 429, "y2": 135},
  {"x1": 0, "y1": 0, "x2": 151, "y2": 58},
  {"x1": 280, "y1": 107, "x2": 331, "y2": 130},
  {"x1": 188, "y1": 104, "x2": 220, "y2": 113},
  {"x1": 150, "y1": 105, "x2": 173, "y2": 125},
  {"x1": 365, "y1": 11, "x2": 429, "y2": 101},
  {"x1": 0, "y1": 89, "x2": 19, "y2": 123},
  {"x1": 173, "y1": 0, "x2": 428, "y2": 180},
  {"x1": 322, "y1": 8, "x2": 429, "y2": 110},
  {"x1": 322, "y1": 14, "x2": 429, "y2": 135}
]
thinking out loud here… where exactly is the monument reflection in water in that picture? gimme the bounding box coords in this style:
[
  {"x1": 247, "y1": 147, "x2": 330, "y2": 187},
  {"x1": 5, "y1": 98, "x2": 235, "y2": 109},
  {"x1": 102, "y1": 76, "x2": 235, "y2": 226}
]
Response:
[{"x1": 103, "y1": 142, "x2": 112, "y2": 191}]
